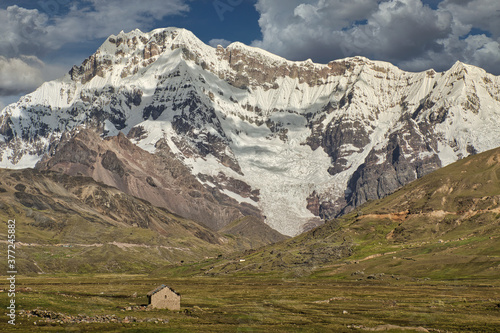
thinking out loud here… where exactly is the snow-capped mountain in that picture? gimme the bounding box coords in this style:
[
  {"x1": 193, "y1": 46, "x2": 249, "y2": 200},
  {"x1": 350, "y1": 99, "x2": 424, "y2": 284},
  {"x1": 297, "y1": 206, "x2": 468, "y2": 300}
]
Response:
[{"x1": 1, "y1": 27, "x2": 500, "y2": 236}]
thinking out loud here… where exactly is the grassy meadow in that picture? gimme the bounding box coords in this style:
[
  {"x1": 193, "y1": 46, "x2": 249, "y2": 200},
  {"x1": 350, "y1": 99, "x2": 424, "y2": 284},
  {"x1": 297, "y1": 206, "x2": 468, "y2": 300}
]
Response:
[{"x1": 1, "y1": 273, "x2": 500, "y2": 332}]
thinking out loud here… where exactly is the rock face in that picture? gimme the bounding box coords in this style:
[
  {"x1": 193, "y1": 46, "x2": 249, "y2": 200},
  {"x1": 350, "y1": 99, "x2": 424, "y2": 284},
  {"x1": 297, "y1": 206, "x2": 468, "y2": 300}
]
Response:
[
  {"x1": 36, "y1": 128, "x2": 261, "y2": 231},
  {"x1": 337, "y1": 117, "x2": 443, "y2": 216},
  {"x1": 1, "y1": 27, "x2": 500, "y2": 235}
]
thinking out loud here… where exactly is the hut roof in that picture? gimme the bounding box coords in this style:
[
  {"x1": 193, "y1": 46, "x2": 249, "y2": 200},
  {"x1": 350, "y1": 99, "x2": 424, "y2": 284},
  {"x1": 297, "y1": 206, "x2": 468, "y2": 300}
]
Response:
[{"x1": 147, "y1": 284, "x2": 180, "y2": 297}]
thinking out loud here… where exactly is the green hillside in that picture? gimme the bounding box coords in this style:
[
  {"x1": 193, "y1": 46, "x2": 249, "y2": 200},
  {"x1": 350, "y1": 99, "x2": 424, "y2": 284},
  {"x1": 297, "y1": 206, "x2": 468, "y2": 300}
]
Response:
[
  {"x1": 0, "y1": 168, "x2": 277, "y2": 274},
  {"x1": 195, "y1": 147, "x2": 500, "y2": 280}
]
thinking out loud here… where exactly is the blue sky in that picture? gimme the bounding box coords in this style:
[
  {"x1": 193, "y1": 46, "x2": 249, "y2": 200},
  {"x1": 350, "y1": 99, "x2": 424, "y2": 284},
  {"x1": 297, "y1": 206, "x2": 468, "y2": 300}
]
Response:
[{"x1": 1, "y1": 0, "x2": 499, "y2": 109}]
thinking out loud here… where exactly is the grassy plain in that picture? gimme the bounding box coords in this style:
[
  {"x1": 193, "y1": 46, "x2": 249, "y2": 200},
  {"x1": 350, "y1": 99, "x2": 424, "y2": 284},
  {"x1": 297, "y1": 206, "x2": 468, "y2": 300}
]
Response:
[{"x1": 1, "y1": 274, "x2": 499, "y2": 332}]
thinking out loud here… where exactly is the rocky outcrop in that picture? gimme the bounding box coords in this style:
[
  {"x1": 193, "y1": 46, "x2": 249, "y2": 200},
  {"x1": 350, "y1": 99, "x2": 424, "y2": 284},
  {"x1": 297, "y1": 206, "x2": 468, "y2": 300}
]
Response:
[
  {"x1": 306, "y1": 191, "x2": 320, "y2": 216},
  {"x1": 20, "y1": 309, "x2": 169, "y2": 324},
  {"x1": 216, "y1": 44, "x2": 351, "y2": 89},
  {"x1": 337, "y1": 117, "x2": 442, "y2": 216}
]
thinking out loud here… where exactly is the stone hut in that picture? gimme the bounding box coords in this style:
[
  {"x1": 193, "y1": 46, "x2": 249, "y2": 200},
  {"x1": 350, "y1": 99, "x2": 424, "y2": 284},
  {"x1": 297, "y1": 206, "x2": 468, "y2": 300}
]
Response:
[{"x1": 147, "y1": 284, "x2": 181, "y2": 310}]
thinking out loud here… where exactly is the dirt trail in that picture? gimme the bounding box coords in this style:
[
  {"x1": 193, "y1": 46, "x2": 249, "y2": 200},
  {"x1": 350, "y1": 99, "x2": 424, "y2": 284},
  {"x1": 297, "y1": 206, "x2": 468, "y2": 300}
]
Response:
[
  {"x1": 359, "y1": 207, "x2": 500, "y2": 222},
  {"x1": 0, "y1": 240, "x2": 190, "y2": 252}
]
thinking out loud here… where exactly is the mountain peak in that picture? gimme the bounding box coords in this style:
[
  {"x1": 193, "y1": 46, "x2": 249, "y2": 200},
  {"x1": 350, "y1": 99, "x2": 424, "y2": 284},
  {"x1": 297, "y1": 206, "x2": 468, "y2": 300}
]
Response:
[
  {"x1": 447, "y1": 60, "x2": 489, "y2": 77},
  {"x1": 225, "y1": 41, "x2": 291, "y2": 65},
  {"x1": 449, "y1": 60, "x2": 467, "y2": 72},
  {"x1": 2, "y1": 28, "x2": 500, "y2": 236}
]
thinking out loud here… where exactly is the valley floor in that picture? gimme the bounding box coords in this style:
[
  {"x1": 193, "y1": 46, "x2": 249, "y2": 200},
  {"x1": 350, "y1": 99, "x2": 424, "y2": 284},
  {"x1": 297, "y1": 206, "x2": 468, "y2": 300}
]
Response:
[{"x1": 1, "y1": 274, "x2": 499, "y2": 332}]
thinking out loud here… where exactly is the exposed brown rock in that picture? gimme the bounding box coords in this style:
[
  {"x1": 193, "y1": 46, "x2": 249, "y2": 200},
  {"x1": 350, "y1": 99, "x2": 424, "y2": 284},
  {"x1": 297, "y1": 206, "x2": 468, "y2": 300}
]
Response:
[
  {"x1": 306, "y1": 191, "x2": 320, "y2": 216},
  {"x1": 36, "y1": 128, "x2": 263, "y2": 231}
]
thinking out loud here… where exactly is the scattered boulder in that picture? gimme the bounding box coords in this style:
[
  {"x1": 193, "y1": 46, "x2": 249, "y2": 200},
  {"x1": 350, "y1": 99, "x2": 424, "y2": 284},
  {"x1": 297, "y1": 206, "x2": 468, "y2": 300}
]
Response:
[{"x1": 20, "y1": 309, "x2": 168, "y2": 324}]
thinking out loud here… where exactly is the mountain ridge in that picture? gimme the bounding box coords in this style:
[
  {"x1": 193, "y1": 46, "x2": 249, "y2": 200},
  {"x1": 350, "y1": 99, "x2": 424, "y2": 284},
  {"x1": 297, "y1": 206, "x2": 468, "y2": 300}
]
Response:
[
  {"x1": 1, "y1": 27, "x2": 500, "y2": 235},
  {"x1": 0, "y1": 167, "x2": 286, "y2": 274}
]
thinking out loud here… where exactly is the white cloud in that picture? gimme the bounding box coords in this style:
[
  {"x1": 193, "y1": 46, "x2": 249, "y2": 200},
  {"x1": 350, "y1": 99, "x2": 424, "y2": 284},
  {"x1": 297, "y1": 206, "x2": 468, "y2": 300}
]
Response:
[
  {"x1": 252, "y1": 0, "x2": 452, "y2": 64},
  {"x1": 0, "y1": 6, "x2": 51, "y2": 58},
  {"x1": 49, "y1": 0, "x2": 190, "y2": 43},
  {"x1": 252, "y1": 0, "x2": 500, "y2": 74},
  {"x1": 0, "y1": 56, "x2": 45, "y2": 96},
  {"x1": 209, "y1": 38, "x2": 233, "y2": 48}
]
